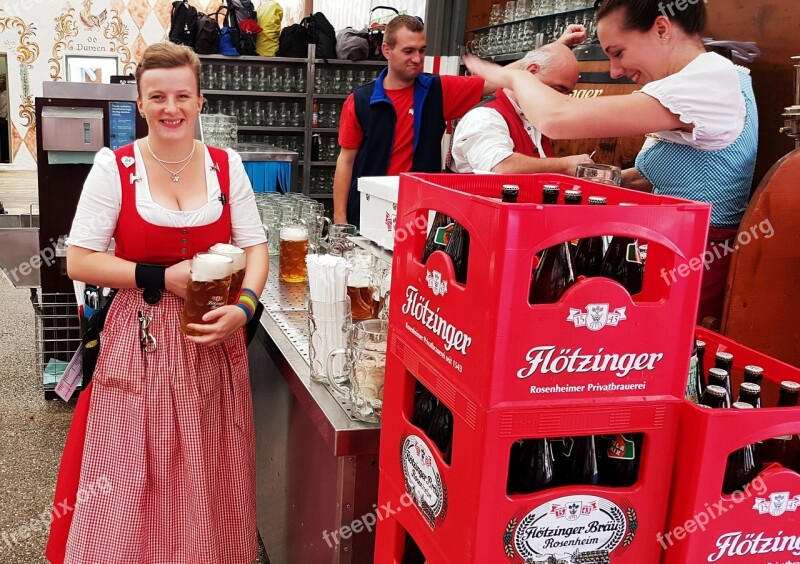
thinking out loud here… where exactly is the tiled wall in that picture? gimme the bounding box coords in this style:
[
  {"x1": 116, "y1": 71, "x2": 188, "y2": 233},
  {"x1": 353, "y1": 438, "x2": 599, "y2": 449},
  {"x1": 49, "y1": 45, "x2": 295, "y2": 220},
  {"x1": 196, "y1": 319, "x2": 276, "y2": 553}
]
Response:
[{"x1": 0, "y1": 0, "x2": 305, "y2": 169}]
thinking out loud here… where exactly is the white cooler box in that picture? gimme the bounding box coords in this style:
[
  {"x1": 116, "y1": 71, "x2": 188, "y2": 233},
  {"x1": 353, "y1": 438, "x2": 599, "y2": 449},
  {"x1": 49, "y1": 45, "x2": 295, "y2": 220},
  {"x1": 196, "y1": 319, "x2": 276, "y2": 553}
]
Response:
[{"x1": 358, "y1": 176, "x2": 399, "y2": 250}]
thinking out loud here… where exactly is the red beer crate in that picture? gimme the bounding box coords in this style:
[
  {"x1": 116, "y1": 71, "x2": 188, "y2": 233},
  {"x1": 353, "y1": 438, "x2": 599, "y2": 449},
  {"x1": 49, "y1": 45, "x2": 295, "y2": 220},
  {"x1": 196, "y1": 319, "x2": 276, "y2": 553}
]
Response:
[
  {"x1": 662, "y1": 328, "x2": 800, "y2": 564},
  {"x1": 374, "y1": 352, "x2": 682, "y2": 563},
  {"x1": 388, "y1": 173, "x2": 711, "y2": 409}
]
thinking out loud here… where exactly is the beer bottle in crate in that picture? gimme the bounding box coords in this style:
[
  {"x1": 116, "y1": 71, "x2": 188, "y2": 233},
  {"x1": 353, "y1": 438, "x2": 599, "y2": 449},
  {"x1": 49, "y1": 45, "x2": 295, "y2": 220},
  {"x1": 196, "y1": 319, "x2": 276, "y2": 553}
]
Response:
[
  {"x1": 743, "y1": 365, "x2": 764, "y2": 386},
  {"x1": 401, "y1": 533, "x2": 426, "y2": 564},
  {"x1": 707, "y1": 368, "x2": 733, "y2": 408},
  {"x1": 427, "y1": 401, "x2": 454, "y2": 464},
  {"x1": 700, "y1": 384, "x2": 728, "y2": 409},
  {"x1": 529, "y1": 184, "x2": 575, "y2": 303},
  {"x1": 411, "y1": 380, "x2": 437, "y2": 431},
  {"x1": 501, "y1": 184, "x2": 519, "y2": 203},
  {"x1": 600, "y1": 233, "x2": 643, "y2": 295},
  {"x1": 514, "y1": 438, "x2": 556, "y2": 493},
  {"x1": 762, "y1": 381, "x2": 800, "y2": 469},
  {"x1": 421, "y1": 213, "x2": 454, "y2": 263},
  {"x1": 542, "y1": 183, "x2": 559, "y2": 204},
  {"x1": 569, "y1": 435, "x2": 601, "y2": 485},
  {"x1": 715, "y1": 351, "x2": 734, "y2": 376},
  {"x1": 574, "y1": 196, "x2": 607, "y2": 278},
  {"x1": 443, "y1": 222, "x2": 470, "y2": 285},
  {"x1": 696, "y1": 339, "x2": 707, "y2": 394},
  {"x1": 737, "y1": 382, "x2": 762, "y2": 408},
  {"x1": 602, "y1": 434, "x2": 642, "y2": 487},
  {"x1": 686, "y1": 340, "x2": 701, "y2": 403},
  {"x1": 723, "y1": 403, "x2": 760, "y2": 494}
]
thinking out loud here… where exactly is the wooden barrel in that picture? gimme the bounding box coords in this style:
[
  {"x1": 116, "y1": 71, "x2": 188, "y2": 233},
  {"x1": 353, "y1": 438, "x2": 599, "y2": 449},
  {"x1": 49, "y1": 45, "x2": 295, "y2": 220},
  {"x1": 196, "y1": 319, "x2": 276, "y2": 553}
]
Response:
[{"x1": 550, "y1": 44, "x2": 645, "y2": 169}]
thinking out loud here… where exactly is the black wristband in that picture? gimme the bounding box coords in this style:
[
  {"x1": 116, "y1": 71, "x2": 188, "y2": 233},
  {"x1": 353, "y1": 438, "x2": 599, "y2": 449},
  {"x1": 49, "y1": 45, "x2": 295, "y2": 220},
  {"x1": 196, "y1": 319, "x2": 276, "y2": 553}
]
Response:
[{"x1": 135, "y1": 264, "x2": 166, "y2": 290}]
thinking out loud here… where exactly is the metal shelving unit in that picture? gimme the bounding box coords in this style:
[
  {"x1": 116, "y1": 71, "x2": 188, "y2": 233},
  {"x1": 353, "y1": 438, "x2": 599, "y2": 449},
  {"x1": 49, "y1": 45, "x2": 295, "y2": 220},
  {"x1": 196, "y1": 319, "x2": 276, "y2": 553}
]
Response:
[{"x1": 200, "y1": 45, "x2": 386, "y2": 208}]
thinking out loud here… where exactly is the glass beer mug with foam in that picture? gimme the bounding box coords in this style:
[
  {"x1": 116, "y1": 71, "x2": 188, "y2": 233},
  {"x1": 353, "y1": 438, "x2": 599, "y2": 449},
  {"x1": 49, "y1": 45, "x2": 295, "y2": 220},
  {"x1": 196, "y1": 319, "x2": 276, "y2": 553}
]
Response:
[
  {"x1": 209, "y1": 243, "x2": 246, "y2": 303},
  {"x1": 180, "y1": 252, "x2": 233, "y2": 336},
  {"x1": 279, "y1": 224, "x2": 309, "y2": 283}
]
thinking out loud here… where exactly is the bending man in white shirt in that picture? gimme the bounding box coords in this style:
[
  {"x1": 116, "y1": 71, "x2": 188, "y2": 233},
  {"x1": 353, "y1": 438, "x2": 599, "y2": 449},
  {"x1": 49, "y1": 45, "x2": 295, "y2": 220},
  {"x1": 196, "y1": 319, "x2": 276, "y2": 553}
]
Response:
[{"x1": 450, "y1": 43, "x2": 593, "y2": 174}]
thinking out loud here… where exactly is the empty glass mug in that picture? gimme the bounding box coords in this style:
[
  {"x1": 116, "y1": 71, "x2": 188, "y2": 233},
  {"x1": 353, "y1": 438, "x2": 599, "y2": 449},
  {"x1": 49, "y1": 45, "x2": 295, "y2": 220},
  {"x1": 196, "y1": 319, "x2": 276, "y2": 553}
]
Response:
[
  {"x1": 326, "y1": 319, "x2": 388, "y2": 423},
  {"x1": 576, "y1": 163, "x2": 622, "y2": 186},
  {"x1": 308, "y1": 297, "x2": 352, "y2": 387}
]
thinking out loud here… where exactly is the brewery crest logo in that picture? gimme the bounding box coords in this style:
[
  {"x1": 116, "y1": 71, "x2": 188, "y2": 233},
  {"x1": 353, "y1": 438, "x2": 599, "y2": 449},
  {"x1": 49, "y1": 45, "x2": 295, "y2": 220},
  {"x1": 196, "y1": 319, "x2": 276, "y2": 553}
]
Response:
[
  {"x1": 400, "y1": 434, "x2": 448, "y2": 527},
  {"x1": 426, "y1": 269, "x2": 448, "y2": 297},
  {"x1": 504, "y1": 494, "x2": 634, "y2": 561},
  {"x1": 567, "y1": 304, "x2": 627, "y2": 331},
  {"x1": 752, "y1": 491, "x2": 800, "y2": 517}
]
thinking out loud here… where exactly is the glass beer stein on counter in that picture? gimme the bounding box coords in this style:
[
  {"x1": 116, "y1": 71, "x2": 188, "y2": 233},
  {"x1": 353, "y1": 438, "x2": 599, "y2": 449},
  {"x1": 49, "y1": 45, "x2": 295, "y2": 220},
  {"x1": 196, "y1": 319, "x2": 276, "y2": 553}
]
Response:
[
  {"x1": 345, "y1": 249, "x2": 378, "y2": 321},
  {"x1": 209, "y1": 243, "x2": 246, "y2": 303},
  {"x1": 279, "y1": 224, "x2": 309, "y2": 283},
  {"x1": 180, "y1": 252, "x2": 233, "y2": 336},
  {"x1": 308, "y1": 296, "x2": 352, "y2": 388},
  {"x1": 327, "y1": 319, "x2": 389, "y2": 423}
]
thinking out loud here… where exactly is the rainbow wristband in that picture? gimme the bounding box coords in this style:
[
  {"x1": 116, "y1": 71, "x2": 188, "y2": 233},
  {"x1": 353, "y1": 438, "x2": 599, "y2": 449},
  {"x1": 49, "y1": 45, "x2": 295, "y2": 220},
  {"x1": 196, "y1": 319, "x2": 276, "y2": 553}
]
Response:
[{"x1": 236, "y1": 288, "x2": 259, "y2": 323}]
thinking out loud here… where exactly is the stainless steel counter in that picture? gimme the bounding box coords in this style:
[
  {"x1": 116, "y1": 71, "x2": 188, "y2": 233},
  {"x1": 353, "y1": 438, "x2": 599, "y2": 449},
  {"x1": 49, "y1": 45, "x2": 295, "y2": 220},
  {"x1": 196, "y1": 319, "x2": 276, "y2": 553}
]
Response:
[{"x1": 248, "y1": 258, "x2": 382, "y2": 564}]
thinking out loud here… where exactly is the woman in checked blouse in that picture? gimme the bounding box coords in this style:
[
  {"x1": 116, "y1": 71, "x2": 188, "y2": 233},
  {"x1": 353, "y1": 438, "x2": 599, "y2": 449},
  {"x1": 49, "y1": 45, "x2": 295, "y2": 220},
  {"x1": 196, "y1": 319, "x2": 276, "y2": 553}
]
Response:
[{"x1": 47, "y1": 42, "x2": 268, "y2": 563}]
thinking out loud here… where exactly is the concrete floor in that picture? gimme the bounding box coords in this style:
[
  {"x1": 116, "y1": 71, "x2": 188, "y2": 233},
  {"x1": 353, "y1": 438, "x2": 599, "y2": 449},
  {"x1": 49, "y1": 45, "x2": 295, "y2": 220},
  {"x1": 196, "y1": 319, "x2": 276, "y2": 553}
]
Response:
[{"x1": 0, "y1": 171, "x2": 268, "y2": 563}]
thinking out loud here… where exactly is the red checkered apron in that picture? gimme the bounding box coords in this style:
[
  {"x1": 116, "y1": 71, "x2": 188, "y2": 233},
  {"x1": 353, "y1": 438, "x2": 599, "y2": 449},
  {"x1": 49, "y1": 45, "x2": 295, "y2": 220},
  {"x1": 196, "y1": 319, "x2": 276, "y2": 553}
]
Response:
[{"x1": 47, "y1": 144, "x2": 257, "y2": 563}]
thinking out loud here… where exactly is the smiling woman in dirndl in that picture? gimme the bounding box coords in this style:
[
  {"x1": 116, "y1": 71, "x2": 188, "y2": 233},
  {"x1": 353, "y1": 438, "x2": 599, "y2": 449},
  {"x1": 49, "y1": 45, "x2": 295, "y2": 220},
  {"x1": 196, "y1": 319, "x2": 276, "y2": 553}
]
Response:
[{"x1": 46, "y1": 42, "x2": 268, "y2": 563}]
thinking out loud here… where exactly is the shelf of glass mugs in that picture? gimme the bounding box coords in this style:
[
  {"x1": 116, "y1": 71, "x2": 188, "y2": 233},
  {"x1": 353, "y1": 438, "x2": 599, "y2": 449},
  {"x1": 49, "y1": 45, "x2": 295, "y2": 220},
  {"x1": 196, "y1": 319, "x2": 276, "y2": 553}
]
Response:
[
  {"x1": 200, "y1": 61, "x2": 381, "y2": 97},
  {"x1": 466, "y1": 7, "x2": 597, "y2": 58},
  {"x1": 201, "y1": 98, "x2": 341, "y2": 130},
  {"x1": 236, "y1": 131, "x2": 341, "y2": 163}
]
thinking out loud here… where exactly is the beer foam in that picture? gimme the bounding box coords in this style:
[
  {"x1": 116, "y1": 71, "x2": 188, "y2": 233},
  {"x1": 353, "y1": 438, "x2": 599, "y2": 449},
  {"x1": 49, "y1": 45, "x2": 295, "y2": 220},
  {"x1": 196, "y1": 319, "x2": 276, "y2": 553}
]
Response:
[
  {"x1": 209, "y1": 243, "x2": 246, "y2": 270},
  {"x1": 280, "y1": 226, "x2": 308, "y2": 242},
  {"x1": 191, "y1": 252, "x2": 233, "y2": 282}
]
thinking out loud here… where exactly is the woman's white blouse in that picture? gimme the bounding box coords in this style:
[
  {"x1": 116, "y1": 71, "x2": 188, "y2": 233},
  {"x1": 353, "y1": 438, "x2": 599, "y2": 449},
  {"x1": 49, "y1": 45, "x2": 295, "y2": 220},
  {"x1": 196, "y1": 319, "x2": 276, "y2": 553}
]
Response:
[{"x1": 68, "y1": 143, "x2": 266, "y2": 252}]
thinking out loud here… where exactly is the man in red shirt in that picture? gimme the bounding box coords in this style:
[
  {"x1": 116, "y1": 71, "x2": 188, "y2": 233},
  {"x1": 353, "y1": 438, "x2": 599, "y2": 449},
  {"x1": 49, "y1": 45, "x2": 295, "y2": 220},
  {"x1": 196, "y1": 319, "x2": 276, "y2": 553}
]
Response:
[{"x1": 333, "y1": 15, "x2": 494, "y2": 226}]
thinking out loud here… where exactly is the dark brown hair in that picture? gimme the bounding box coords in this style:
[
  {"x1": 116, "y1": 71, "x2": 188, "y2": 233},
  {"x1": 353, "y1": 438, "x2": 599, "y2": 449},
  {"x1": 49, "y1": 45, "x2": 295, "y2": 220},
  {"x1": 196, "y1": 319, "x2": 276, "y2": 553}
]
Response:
[
  {"x1": 135, "y1": 42, "x2": 201, "y2": 94},
  {"x1": 384, "y1": 15, "x2": 425, "y2": 48},
  {"x1": 596, "y1": 0, "x2": 706, "y2": 35}
]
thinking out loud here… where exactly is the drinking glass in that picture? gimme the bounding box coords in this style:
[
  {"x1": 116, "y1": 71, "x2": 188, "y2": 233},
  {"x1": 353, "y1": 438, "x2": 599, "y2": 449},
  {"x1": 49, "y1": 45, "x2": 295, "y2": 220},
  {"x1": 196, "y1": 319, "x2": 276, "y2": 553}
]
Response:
[
  {"x1": 326, "y1": 319, "x2": 388, "y2": 423},
  {"x1": 576, "y1": 163, "x2": 622, "y2": 186},
  {"x1": 180, "y1": 253, "x2": 233, "y2": 336},
  {"x1": 278, "y1": 223, "x2": 309, "y2": 282},
  {"x1": 308, "y1": 297, "x2": 352, "y2": 387}
]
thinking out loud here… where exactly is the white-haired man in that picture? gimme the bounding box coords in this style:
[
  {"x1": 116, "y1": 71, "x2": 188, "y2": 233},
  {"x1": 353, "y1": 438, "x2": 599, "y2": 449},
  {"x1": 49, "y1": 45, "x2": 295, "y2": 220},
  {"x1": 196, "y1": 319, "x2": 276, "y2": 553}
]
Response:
[{"x1": 450, "y1": 43, "x2": 593, "y2": 174}]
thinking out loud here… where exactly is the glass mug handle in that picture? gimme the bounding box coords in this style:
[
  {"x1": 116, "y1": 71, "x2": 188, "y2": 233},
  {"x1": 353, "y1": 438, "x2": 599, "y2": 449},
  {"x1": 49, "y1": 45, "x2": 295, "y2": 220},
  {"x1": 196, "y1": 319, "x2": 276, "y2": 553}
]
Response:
[{"x1": 326, "y1": 347, "x2": 350, "y2": 397}]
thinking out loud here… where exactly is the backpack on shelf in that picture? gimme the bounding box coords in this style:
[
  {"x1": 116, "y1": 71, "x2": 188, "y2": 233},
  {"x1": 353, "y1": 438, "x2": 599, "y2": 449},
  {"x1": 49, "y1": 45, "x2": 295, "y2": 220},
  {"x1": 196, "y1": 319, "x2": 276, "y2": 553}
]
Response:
[
  {"x1": 336, "y1": 27, "x2": 370, "y2": 61},
  {"x1": 276, "y1": 24, "x2": 309, "y2": 58},
  {"x1": 367, "y1": 5, "x2": 400, "y2": 61},
  {"x1": 255, "y1": 0, "x2": 283, "y2": 57},
  {"x1": 302, "y1": 12, "x2": 337, "y2": 60},
  {"x1": 168, "y1": 0, "x2": 199, "y2": 47},
  {"x1": 193, "y1": 9, "x2": 225, "y2": 55},
  {"x1": 229, "y1": 0, "x2": 257, "y2": 23}
]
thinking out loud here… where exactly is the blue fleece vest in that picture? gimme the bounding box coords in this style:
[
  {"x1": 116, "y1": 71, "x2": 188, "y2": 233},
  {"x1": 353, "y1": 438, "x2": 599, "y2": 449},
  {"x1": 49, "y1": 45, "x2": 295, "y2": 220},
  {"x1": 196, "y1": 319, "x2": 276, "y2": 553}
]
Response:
[{"x1": 347, "y1": 69, "x2": 445, "y2": 226}]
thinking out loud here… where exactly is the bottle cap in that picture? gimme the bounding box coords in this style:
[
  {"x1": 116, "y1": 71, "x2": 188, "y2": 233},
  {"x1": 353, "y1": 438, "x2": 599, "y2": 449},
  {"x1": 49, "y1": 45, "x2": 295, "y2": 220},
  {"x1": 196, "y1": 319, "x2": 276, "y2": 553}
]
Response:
[
  {"x1": 708, "y1": 367, "x2": 729, "y2": 381},
  {"x1": 715, "y1": 351, "x2": 734, "y2": 362},
  {"x1": 739, "y1": 382, "x2": 761, "y2": 394},
  {"x1": 704, "y1": 384, "x2": 727, "y2": 397},
  {"x1": 588, "y1": 196, "x2": 607, "y2": 205},
  {"x1": 732, "y1": 402, "x2": 754, "y2": 409},
  {"x1": 744, "y1": 365, "x2": 763, "y2": 376},
  {"x1": 780, "y1": 381, "x2": 800, "y2": 392}
]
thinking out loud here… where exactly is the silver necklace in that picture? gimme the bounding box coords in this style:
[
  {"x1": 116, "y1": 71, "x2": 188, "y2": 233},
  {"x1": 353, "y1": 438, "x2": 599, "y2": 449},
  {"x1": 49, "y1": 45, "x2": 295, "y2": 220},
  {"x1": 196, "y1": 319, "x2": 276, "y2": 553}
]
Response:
[{"x1": 145, "y1": 138, "x2": 196, "y2": 182}]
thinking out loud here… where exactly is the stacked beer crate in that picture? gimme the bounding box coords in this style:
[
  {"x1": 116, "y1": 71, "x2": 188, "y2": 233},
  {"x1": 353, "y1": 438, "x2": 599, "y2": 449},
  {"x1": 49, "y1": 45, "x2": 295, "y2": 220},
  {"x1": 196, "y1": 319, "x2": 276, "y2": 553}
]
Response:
[
  {"x1": 374, "y1": 172, "x2": 711, "y2": 563},
  {"x1": 662, "y1": 328, "x2": 800, "y2": 564}
]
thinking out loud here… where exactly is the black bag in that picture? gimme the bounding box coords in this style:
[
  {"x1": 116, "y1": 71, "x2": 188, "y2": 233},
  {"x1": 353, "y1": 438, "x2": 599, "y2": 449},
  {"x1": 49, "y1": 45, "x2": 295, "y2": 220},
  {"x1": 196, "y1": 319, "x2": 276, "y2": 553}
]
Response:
[
  {"x1": 276, "y1": 24, "x2": 309, "y2": 57},
  {"x1": 229, "y1": 0, "x2": 257, "y2": 23},
  {"x1": 303, "y1": 12, "x2": 337, "y2": 60},
  {"x1": 169, "y1": 0, "x2": 199, "y2": 47},
  {"x1": 193, "y1": 10, "x2": 223, "y2": 55},
  {"x1": 81, "y1": 289, "x2": 117, "y2": 386},
  {"x1": 367, "y1": 6, "x2": 399, "y2": 61}
]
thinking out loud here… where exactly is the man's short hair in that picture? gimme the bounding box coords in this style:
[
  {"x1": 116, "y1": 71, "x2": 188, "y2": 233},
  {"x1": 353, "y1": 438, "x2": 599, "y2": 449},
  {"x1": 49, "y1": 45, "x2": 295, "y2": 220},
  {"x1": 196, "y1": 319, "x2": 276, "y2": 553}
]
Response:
[
  {"x1": 518, "y1": 48, "x2": 554, "y2": 71},
  {"x1": 384, "y1": 15, "x2": 425, "y2": 47}
]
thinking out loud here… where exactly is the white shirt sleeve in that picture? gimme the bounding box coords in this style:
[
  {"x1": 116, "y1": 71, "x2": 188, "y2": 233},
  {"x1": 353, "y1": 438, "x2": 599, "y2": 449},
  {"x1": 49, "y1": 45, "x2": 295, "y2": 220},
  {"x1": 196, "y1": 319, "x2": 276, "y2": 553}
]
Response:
[
  {"x1": 451, "y1": 107, "x2": 515, "y2": 173},
  {"x1": 67, "y1": 148, "x2": 121, "y2": 252},
  {"x1": 226, "y1": 148, "x2": 267, "y2": 248},
  {"x1": 638, "y1": 52, "x2": 746, "y2": 150}
]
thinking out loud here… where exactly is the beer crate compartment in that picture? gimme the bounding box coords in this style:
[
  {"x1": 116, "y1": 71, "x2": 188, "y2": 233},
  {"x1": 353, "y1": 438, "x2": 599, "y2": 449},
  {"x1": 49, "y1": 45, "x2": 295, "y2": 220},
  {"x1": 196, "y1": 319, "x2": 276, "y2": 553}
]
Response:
[
  {"x1": 388, "y1": 172, "x2": 711, "y2": 410},
  {"x1": 374, "y1": 353, "x2": 682, "y2": 563},
  {"x1": 662, "y1": 328, "x2": 800, "y2": 564}
]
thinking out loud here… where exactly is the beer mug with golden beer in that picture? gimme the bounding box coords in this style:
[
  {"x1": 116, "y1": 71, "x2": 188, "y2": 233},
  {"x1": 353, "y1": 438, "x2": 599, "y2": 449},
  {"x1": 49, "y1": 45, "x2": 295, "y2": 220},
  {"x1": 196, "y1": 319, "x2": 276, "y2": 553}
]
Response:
[
  {"x1": 180, "y1": 252, "x2": 233, "y2": 336},
  {"x1": 279, "y1": 224, "x2": 309, "y2": 283},
  {"x1": 209, "y1": 243, "x2": 246, "y2": 303}
]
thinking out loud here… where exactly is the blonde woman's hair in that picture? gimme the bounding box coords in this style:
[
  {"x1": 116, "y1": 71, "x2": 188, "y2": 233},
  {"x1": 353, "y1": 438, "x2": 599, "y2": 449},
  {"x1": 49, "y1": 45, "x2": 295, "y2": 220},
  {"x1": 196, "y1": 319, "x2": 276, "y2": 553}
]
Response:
[{"x1": 135, "y1": 42, "x2": 201, "y2": 94}]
